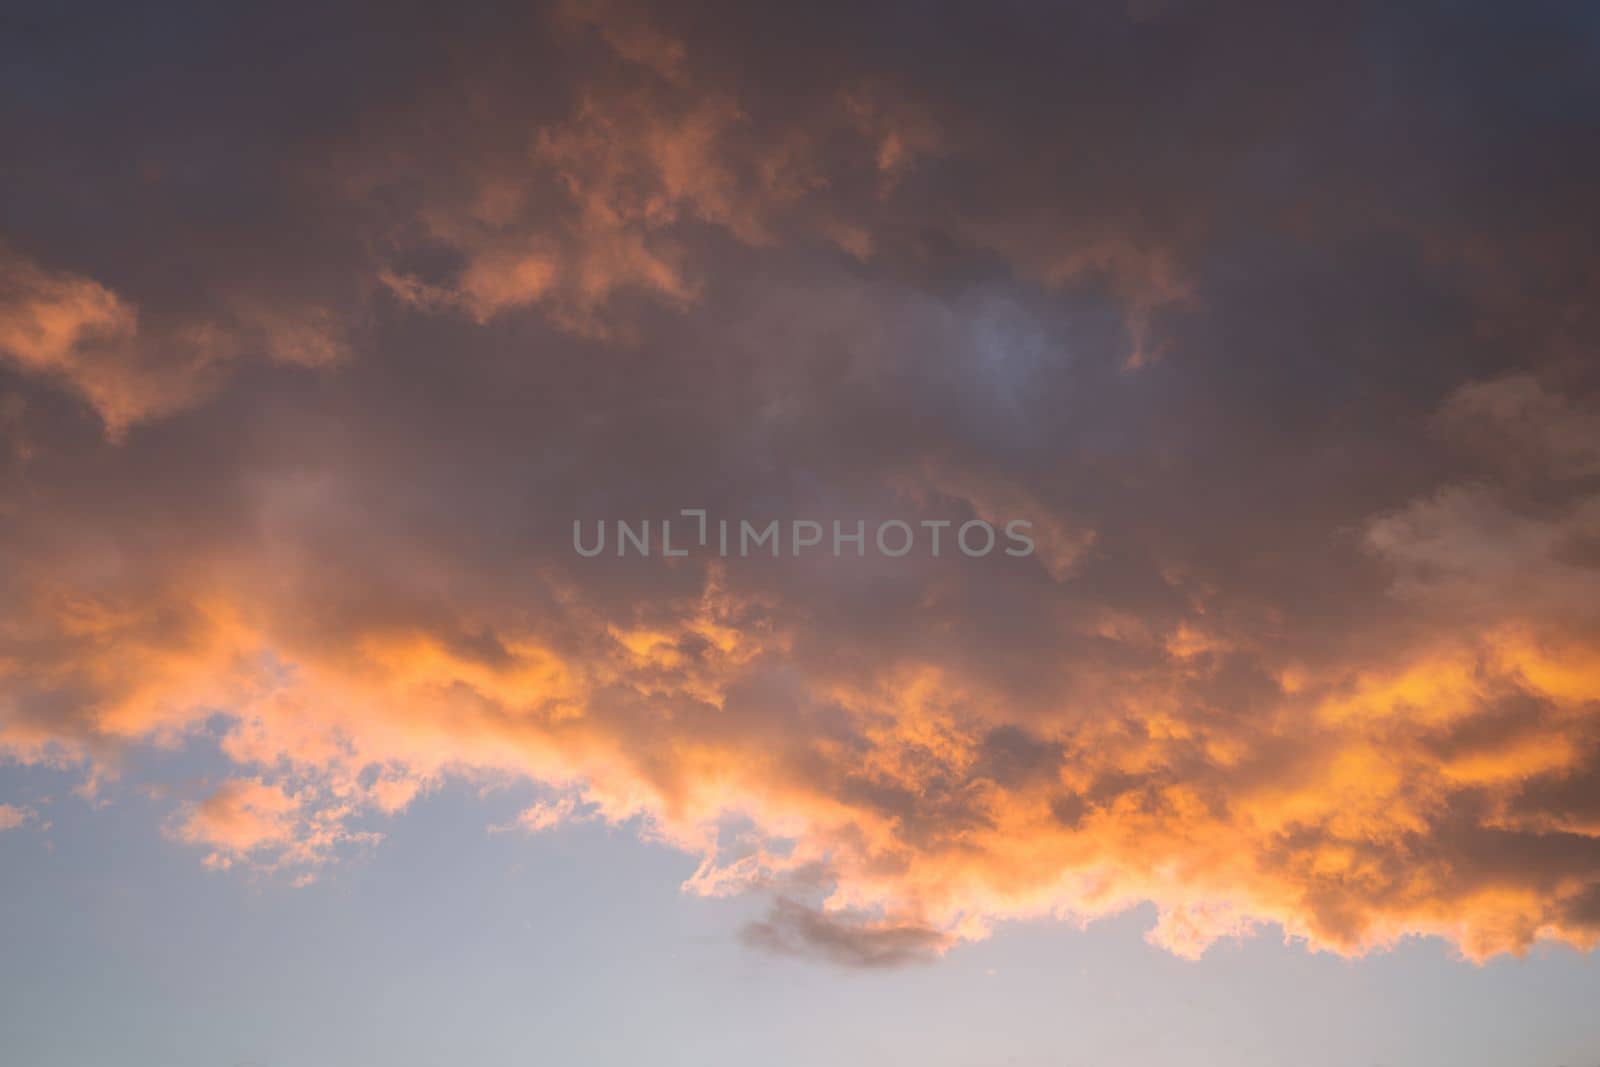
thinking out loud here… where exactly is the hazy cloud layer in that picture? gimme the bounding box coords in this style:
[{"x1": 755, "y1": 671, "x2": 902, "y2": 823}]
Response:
[{"x1": 4, "y1": 1, "x2": 1600, "y2": 965}]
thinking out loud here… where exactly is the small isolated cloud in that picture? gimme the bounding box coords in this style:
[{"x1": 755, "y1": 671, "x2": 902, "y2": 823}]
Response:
[
  {"x1": 741, "y1": 898, "x2": 954, "y2": 969},
  {"x1": 171, "y1": 778, "x2": 378, "y2": 873},
  {"x1": 0, "y1": 803, "x2": 35, "y2": 832},
  {"x1": 490, "y1": 796, "x2": 580, "y2": 835}
]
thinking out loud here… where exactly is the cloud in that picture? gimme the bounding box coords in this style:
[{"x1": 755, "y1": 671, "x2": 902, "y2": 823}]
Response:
[
  {"x1": 171, "y1": 777, "x2": 379, "y2": 874},
  {"x1": 0, "y1": 245, "x2": 351, "y2": 439},
  {"x1": 369, "y1": 5, "x2": 948, "y2": 337},
  {"x1": 491, "y1": 796, "x2": 581, "y2": 835},
  {"x1": 1434, "y1": 374, "x2": 1600, "y2": 481},
  {"x1": 174, "y1": 778, "x2": 302, "y2": 862},
  {"x1": 0, "y1": 803, "x2": 34, "y2": 832},
  {"x1": 0, "y1": 245, "x2": 227, "y2": 438},
  {"x1": 741, "y1": 897, "x2": 953, "y2": 968},
  {"x1": 3, "y1": 0, "x2": 1600, "y2": 966}
]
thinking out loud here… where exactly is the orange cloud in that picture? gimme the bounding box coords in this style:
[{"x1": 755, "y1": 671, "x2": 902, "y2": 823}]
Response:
[
  {"x1": 0, "y1": 244, "x2": 349, "y2": 439},
  {"x1": 0, "y1": 803, "x2": 34, "y2": 832},
  {"x1": 172, "y1": 777, "x2": 379, "y2": 876},
  {"x1": 6, "y1": 462, "x2": 1600, "y2": 959},
  {"x1": 372, "y1": 7, "x2": 947, "y2": 339},
  {"x1": 0, "y1": 245, "x2": 224, "y2": 438}
]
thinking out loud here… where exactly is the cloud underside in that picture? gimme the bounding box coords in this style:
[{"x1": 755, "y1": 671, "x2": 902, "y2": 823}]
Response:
[{"x1": 4, "y1": 1, "x2": 1600, "y2": 967}]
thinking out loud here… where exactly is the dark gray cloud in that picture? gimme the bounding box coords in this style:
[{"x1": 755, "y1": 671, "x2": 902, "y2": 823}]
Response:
[
  {"x1": 2, "y1": 0, "x2": 1600, "y2": 959},
  {"x1": 741, "y1": 897, "x2": 952, "y2": 969}
]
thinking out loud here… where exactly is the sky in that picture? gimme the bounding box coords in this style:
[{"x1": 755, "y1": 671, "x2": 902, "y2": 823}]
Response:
[{"x1": 2, "y1": 1, "x2": 1600, "y2": 1064}]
